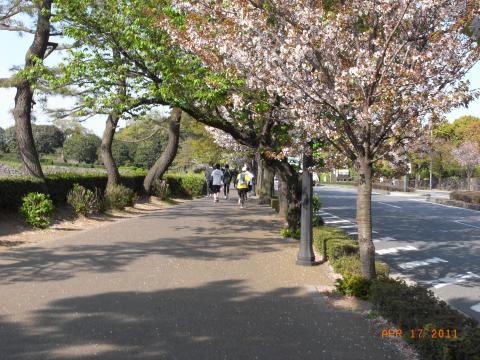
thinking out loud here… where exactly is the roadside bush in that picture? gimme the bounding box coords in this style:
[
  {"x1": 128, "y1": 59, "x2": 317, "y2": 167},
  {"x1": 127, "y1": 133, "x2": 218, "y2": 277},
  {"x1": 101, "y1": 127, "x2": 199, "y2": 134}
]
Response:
[
  {"x1": 152, "y1": 179, "x2": 171, "y2": 200},
  {"x1": 336, "y1": 275, "x2": 371, "y2": 300},
  {"x1": 326, "y1": 239, "x2": 359, "y2": 261},
  {"x1": 370, "y1": 277, "x2": 480, "y2": 360},
  {"x1": 332, "y1": 255, "x2": 389, "y2": 278},
  {"x1": 104, "y1": 184, "x2": 137, "y2": 210},
  {"x1": 312, "y1": 193, "x2": 322, "y2": 213},
  {"x1": 312, "y1": 214, "x2": 324, "y2": 227},
  {"x1": 20, "y1": 192, "x2": 54, "y2": 229},
  {"x1": 280, "y1": 227, "x2": 301, "y2": 239},
  {"x1": 67, "y1": 183, "x2": 102, "y2": 216},
  {"x1": 450, "y1": 191, "x2": 480, "y2": 204},
  {"x1": 313, "y1": 226, "x2": 349, "y2": 258},
  {"x1": 0, "y1": 173, "x2": 145, "y2": 212},
  {"x1": 164, "y1": 173, "x2": 205, "y2": 198}
]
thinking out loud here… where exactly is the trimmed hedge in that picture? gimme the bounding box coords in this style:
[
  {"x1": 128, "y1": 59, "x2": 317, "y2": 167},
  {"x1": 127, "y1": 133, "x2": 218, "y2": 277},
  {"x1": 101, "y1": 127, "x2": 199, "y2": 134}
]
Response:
[
  {"x1": 313, "y1": 225, "x2": 480, "y2": 359},
  {"x1": 312, "y1": 226, "x2": 389, "y2": 277},
  {"x1": 0, "y1": 173, "x2": 144, "y2": 212},
  {"x1": 164, "y1": 173, "x2": 205, "y2": 199},
  {"x1": 0, "y1": 172, "x2": 205, "y2": 212},
  {"x1": 370, "y1": 277, "x2": 480, "y2": 360},
  {"x1": 450, "y1": 191, "x2": 480, "y2": 205}
]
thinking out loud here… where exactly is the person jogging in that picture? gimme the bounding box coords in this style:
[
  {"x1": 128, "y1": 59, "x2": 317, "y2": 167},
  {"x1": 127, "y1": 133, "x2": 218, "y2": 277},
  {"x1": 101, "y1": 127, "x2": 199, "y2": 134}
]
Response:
[
  {"x1": 223, "y1": 164, "x2": 233, "y2": 199},
  {"x1": 236, "y1": 165, "x2": 251, "y2": 208},
  {"x1": 205, "y1": 165, "x2": 213, "y2": 198},
  {"x1": 211, "y1": 164, "x2": 224, "y2": 203}
]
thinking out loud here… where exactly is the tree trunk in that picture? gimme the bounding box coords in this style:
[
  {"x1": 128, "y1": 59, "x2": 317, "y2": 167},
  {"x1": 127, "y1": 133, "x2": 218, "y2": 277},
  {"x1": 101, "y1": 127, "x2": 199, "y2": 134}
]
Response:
[
  {"x1": 256, "y1": 153, "x2": 264, "y2": 197},
  {"x1": 259, "y1": 164, "x2": 274, "y2": 204},
  {"x1": 278, "y1": 177, "x2": 288, "y2": 218},
  {"x1": 256, "y1": 155, "x2": 274, "y2": 204},
  {"x1": 356, "y1": 156, "x2": 376, "y2": 280},
  {"x1": 13, "y1": 0, "x2": 53, "y2": 180},
  {"x1": 143, "y1": 108, "x2": 182, "y2": 194},
  {"x1": 266, "y1": 158, "x2": 301, "y2": 231},
  {"x1": 101, "y1": 112, "x2": 121, "y2": 187}
]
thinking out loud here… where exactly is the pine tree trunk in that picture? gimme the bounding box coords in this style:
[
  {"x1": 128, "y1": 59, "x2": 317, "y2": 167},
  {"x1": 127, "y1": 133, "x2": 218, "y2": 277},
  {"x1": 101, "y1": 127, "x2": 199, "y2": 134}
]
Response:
[
  {"x1": 101, "y1": 112, "x2": 121, "y2": 187},
  {"x1": 143, "y1": 108, "x2": 182, "y2": 194},
  {"x1": 356, "y1": 156, "x2": 376, "y2": 280},
  {"x1": 13, "y1": 0, "x2": 52, "y2": 181}
]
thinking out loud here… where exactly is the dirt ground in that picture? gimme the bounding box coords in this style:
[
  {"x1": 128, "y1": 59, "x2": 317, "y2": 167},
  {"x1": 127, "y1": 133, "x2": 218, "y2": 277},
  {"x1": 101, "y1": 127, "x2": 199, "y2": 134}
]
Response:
[{"x1": 0, "y1": 196, "x2": 185, "y2": 251}]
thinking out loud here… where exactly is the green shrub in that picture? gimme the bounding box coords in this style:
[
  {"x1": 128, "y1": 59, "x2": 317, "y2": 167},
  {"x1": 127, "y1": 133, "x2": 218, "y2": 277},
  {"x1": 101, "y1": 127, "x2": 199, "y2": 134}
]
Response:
[
  {"x1": 280, "y1": 227, "x2": 301, "y2": 239},
  {"x1": 280, "y1": 228, "x2": 291, "y2": 238},
  {"x1": 104, "y1": 184, "x2": 137, "y2": 210},
  {"x1": 20, "y1": 192, "x2": 54, "y2": 229},
  {"x1": 332, "y1": 255, "x2": 390, "y2": 278},
  {"x1": 370, "y1": 277, "x2": 479, "y2": 360},
  {"x1": 152, "y1": 179, "x2": 171, "y2": 200},
  {"x1": 335, "y1": 275, "x2": 371, "y2": 300},
  {"x1": 450, "y1": 191, "x2": 480, "y2": 204},
  {"x1": 312, "y1": 193, "x2": 322, "y2": 213},
  {"x1": 67, "y1": 183, "x2": 102, "y2": 216},
  {"x1": 313, "y1": 226, "x2": 349, "y2": 258},
  {"x1": 0, "y1": 173, "x2": 145, "y2": 212},
  {"x1": 326, "y1": 239, "x2": 359, "y2": 261},
  {"x1": 164, "y1": 173, "x2": 205, "y2": 198},
  {"x1": 312, "y1": 214, "x2": 324, "y2": 226}
]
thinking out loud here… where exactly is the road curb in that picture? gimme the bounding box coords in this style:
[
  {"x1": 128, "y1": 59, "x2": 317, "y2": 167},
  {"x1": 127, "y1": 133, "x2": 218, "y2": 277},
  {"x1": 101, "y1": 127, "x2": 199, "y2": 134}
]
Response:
[{"x1": 428, "y1": 198, "x2": 480, "y2": 211}]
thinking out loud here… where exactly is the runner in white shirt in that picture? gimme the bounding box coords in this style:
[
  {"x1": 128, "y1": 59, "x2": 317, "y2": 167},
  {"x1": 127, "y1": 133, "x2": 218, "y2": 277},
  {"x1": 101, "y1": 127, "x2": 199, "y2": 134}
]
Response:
[{"x1": 210, "y1": 164, "x2": 224, "y2": 203}]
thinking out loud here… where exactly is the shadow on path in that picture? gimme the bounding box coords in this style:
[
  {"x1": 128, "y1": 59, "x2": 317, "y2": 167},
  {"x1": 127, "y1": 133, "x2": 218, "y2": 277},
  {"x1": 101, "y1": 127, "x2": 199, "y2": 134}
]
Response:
[
  {"x1": 0, "y1": 199, "x2": 285, "y2": 284},
  {"x1": 0, "y1": 280, "x2": 397, "y2": 360}
]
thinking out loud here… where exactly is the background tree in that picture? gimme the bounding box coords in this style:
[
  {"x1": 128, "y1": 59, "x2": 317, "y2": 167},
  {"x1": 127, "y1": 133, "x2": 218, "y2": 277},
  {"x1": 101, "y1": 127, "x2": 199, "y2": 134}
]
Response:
[
  {"x1": 32, "y1": 125, "x2": 65, "y2": 154},
  {"x1": 453, "y1": 141, "x2": 480, "y2": 190},
  {"x1": 63, "y1": 132, "x2": 101, "y2": 164},
  {"x1": 2, "y1": 124, "x2": 65, "y2": 155},
  {"x1": 0, "y1": 127, "x2": 6, "y2": 152},
  {"x1": 0, "y1": 0, "x2": 62, "y2": 180}
]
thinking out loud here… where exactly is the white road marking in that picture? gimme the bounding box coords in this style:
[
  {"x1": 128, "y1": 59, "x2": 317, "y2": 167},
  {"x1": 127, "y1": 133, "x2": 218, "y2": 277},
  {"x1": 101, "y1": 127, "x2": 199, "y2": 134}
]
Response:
[
  {"x1": 471, "y1": 303, "x2": 480, "y2": 312},
  {"x1": 337, "y1": 224, "x2": 357, "y2": 229},
  {"x1": 427, "y1": 272, "x2": 480, "y2": 289},
  {"x1": 398, "y1": 257, "x2": 448, "y2": 270},
  {"x1": 324, "y1": 219, "x2": 350, "y2": 224},
  {"x1": 373, "y1": 236, "x2": 396, "y2": 243},
  {"x1": 376, "y1": 201, "x2": 401, "y2": 209},
  {"x1": 376, "y1": 245, "x2": 418, "y2": 255},
  {"x1": 347, "y1": 231, "x2": 378, "y2": 235},
  {"x1": 453, "y1": 220, "x2": 480, "y2": 229}
]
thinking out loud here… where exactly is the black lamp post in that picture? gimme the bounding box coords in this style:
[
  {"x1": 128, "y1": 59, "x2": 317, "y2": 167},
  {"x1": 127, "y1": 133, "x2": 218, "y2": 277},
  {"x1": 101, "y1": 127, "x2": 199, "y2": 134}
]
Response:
[{"x1": 296, "y1": 152, "x2": 318, "y2": 266}]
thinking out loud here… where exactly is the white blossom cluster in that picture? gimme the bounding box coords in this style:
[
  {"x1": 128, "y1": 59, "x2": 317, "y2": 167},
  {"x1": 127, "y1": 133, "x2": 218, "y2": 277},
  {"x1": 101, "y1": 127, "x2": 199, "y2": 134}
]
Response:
[{"x1": 162, "y1": 0, "x2": 480, "y2": 163}]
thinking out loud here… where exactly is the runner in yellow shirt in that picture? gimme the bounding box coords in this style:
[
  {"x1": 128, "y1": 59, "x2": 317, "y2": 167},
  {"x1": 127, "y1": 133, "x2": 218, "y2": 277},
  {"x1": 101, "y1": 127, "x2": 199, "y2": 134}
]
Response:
[{"x1": 236, "y1": 166, "x2": 251, "y2": 209}]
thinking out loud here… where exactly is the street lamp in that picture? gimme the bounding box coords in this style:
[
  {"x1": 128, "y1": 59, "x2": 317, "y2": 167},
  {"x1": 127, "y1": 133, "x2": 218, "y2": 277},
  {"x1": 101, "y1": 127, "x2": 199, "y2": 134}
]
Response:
[{"x1": 296, "y1": 152, "x2": 319, "y2": 266}]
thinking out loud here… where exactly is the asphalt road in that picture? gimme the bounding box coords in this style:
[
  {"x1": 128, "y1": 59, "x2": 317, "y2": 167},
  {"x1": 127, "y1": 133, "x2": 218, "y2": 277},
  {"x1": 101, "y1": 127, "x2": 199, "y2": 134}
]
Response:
[{"x1": 315, "y1": 185, "x2": 480, "y2": 322}]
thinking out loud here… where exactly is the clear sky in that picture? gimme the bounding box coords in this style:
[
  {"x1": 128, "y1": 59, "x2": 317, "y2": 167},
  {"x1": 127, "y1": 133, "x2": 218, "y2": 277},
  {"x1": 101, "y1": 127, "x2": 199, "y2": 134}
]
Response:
[{"x1": 1, "y1": 30, "x2": 479, "y2": 136}]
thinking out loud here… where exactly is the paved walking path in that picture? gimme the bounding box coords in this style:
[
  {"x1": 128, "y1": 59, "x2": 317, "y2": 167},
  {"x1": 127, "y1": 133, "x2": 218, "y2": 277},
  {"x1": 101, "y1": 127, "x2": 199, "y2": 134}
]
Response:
[{"x1": 0, "y1": 197, "x2": 403, "y2": 359}]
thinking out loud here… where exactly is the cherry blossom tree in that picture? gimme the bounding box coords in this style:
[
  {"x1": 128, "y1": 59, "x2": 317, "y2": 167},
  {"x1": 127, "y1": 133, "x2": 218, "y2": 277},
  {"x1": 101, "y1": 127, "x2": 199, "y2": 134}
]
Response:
[
  {"x1": 453, "y1": 141, "x2": 480, "y2": 190},
  {"x1": 161, "y1": 0, "x2": 480, "y2": 279}
]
